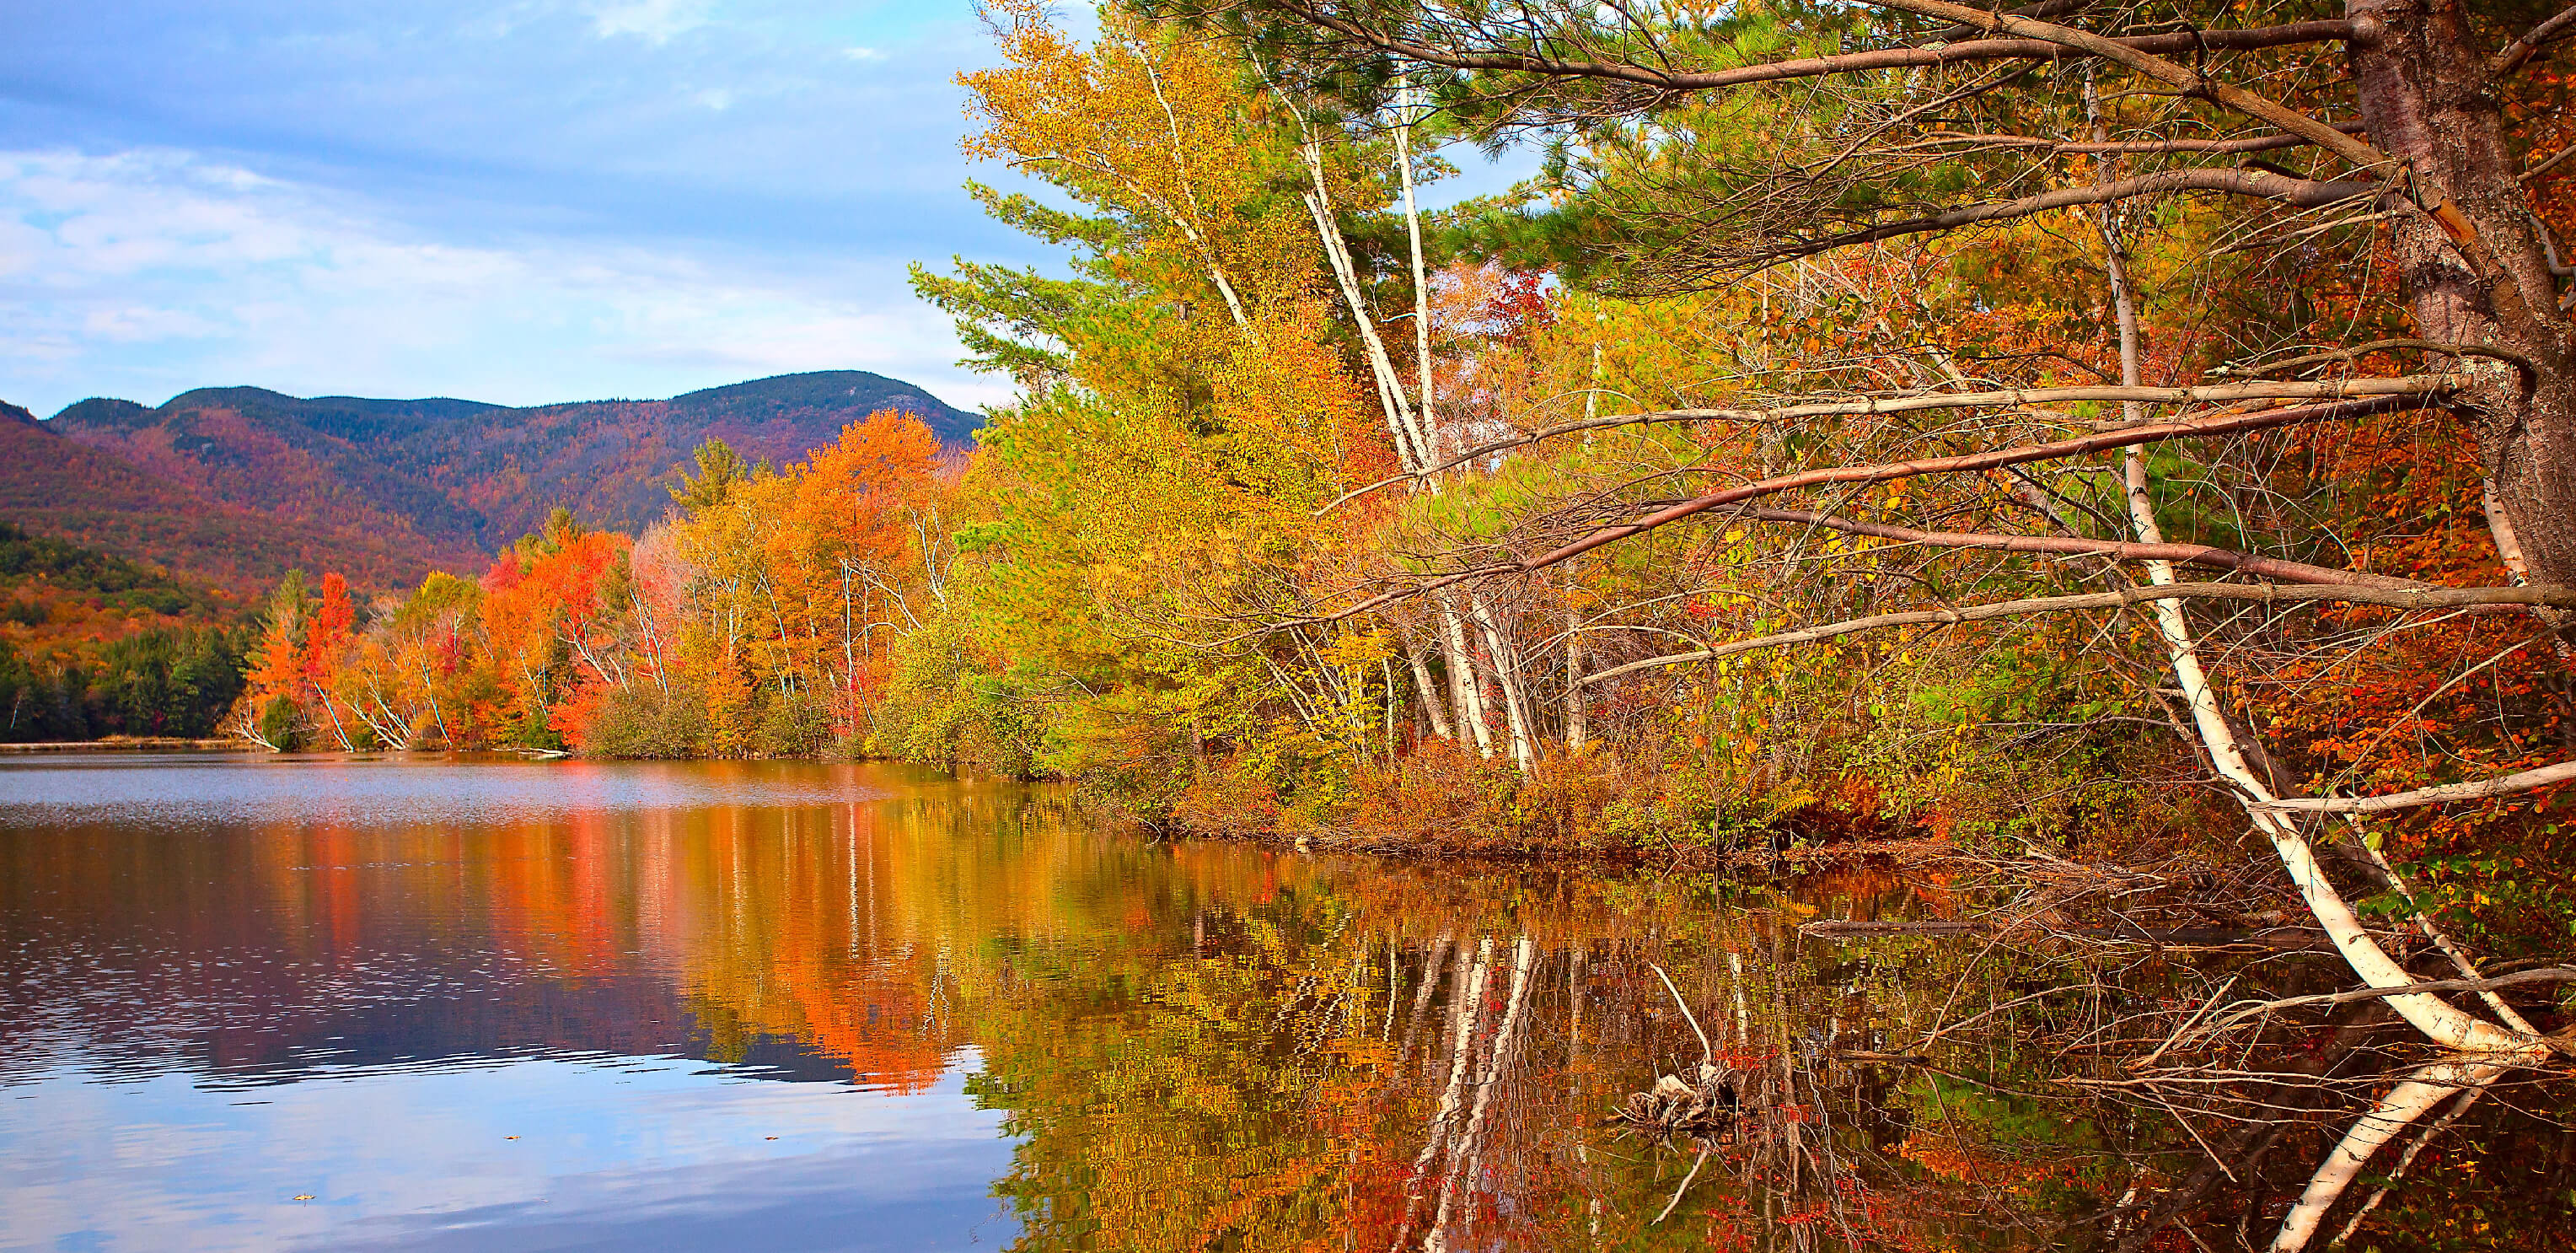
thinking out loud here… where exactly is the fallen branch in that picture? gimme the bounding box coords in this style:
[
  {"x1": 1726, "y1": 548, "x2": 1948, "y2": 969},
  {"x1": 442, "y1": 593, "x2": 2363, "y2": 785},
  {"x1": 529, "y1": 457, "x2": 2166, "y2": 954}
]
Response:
[
  {"x1": 2214, "y1": 968, "x2": 2576, "y2": 1027},
  {"x1": 2250, "y1": 761, "x2": 2576, "y2": 814}
]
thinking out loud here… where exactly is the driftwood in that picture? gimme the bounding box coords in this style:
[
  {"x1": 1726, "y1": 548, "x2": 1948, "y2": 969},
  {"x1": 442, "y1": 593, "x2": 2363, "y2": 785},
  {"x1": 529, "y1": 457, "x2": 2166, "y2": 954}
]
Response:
[{"x1": 1615, "y1": 1064, "x2": 1743, "y2": 1134}]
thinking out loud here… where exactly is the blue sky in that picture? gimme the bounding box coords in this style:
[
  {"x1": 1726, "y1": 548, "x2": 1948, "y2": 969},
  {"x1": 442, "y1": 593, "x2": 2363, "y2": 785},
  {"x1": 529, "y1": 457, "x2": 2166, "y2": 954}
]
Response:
[
  {"x1": 0, "y1": 1, "x2": 1529, "y2": 419},
  {"x1": 0, "y1": 1, "x2": 1030, "y2": 416}
]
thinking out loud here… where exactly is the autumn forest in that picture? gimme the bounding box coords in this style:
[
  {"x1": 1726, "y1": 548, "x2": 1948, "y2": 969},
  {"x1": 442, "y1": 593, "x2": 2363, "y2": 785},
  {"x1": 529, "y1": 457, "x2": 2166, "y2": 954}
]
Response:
[{"x1": 8, "y1": 0, "x2": 2576, "y2": 1247}]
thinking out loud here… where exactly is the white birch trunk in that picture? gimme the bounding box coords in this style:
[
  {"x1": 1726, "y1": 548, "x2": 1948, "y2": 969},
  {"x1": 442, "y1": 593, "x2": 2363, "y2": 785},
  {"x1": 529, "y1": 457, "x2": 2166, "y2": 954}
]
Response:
[
  {"x1": 1406, "y1": 640, "x2": 1456, "y2": 741},
  {"x1": 1472, "y1": 593, "x2": 1536, "y2": 768},
  {"x1": 1441, "y1": 601, "x2": 1494, "y2": 757}
]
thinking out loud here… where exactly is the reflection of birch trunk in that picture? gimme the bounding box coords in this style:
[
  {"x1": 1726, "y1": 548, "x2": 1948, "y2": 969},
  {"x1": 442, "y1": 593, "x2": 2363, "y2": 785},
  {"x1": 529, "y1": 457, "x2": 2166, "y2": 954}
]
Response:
[
  {"x1": 1397, "y1": 934, "x2": 1454, "y2": 1065},
  {"x1": 2326, "y1": 1084, "x2": 2482, "y2": 1247},
  {"x1": 1426, "y1": 935, "x2": 1536, "y2": 1253},
  {"x1": 1730, "y1": 949, "x2": 1748, "y2": 1048},
  {"x1": 1570, "y1": 945, "x2": 1602, "y2": 1243},
  {"x1": 2274, "y1": 1060, "x2": 2511, "y2": 1252},
  {"x1": 1400, "y1": 936, "x2": 1490, "y2": 1246}
]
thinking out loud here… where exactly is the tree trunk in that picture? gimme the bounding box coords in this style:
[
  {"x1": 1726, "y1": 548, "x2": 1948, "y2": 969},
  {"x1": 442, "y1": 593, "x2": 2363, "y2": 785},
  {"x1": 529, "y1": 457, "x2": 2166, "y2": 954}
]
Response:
[
  {"x1": 2350, "y1": 0, "x2": 2576, "y2": 593},
  {"x1": 1565, "y1": 605, "x2": 1589, "y2": 750},
  {"x1": 1471, "y1": 592, "x2": 1537, "y2": 767},
  {"x1": 1405, "y1": 639, "x2": 1456, "y2": 741},
  {"x1": 1441, "y1": 601, "x2": 1495, "y2": 756},
  {"x1": 1395, "y1": 76, "x2": 1439, "y2": 447}
]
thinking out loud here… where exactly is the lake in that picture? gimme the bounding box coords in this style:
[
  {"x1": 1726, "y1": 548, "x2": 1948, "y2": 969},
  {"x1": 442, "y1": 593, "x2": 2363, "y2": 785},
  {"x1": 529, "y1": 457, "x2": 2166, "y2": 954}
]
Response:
[{"x1": 2, "y1": 756, "x2": 2556, "y2": 1250}]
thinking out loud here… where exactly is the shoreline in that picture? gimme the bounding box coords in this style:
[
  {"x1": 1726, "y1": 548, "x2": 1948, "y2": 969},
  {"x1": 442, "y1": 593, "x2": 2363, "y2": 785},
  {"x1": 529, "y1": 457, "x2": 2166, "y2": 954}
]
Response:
[{"x1": 0, "y1": 737, "x2": 244, "y2": 754}]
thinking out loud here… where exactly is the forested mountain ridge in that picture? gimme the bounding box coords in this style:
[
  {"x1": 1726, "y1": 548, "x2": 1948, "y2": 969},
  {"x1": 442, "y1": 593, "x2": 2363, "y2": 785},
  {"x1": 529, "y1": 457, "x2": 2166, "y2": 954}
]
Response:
[
  {"x1": 15, "y1": 370, "x2": 979, "y2": 592},
  {"x1": 0, "y1": 402, "x2": 432, "y2": 600}
]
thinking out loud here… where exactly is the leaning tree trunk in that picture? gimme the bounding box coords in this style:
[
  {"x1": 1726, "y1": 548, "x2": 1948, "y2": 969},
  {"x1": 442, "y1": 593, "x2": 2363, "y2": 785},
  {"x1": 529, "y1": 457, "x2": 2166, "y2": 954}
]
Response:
[{"x1": 2350, "y1": 0, "x2": 2576, "y2": 592}]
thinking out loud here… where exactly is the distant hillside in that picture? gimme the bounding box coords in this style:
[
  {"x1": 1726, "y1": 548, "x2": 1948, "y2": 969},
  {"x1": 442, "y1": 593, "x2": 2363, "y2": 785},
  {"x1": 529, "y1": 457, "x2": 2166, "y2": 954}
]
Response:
[
  {"x1": 0, "y1": 519, "x2": 234, "y2": 667},
  {"x1": 664, "y1": 373, "x2": 980, "y2": 445},
  {"x1": 18, "y1": 370, "x2": 979, "y2": 594},
  {"x1": 0, "y1": 404, "x2": 443, "y2": 600}
]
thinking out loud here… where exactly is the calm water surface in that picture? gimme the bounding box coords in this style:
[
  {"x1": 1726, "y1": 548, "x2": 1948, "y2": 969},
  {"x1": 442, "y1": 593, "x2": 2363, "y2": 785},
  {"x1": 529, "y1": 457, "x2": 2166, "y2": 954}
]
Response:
[{"x1": 19, "y1": 754, "x2": 2536, "y2": 1251}]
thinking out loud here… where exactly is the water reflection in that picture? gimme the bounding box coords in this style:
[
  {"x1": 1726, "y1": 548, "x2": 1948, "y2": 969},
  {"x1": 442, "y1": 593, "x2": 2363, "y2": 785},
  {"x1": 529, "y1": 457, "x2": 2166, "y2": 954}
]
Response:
[{"x1": 9, "y1": 756, "x2": 2545, "y2": 1250}]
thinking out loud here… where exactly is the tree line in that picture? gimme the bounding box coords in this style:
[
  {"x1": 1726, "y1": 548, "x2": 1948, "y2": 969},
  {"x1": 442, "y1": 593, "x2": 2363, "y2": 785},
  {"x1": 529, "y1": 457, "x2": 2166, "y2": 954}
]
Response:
[{"x1": 233, "y1": 412, "x2": 947, "y2": 756}]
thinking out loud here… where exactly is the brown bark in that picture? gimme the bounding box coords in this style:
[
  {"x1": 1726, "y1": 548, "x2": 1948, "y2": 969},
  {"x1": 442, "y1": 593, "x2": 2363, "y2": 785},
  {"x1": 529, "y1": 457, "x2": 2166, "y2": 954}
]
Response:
[{"x1": 2351, "y1": 0, "x2": 2576, "y2": 590}]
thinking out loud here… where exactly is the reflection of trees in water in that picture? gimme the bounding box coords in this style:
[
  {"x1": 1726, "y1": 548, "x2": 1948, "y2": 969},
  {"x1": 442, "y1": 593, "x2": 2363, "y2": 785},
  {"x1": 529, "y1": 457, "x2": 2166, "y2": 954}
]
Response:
[
  {"x1": 9, "y1": 772, "x2": 2568, "y2": 1246},
  {"x1": 943, "y1": 841, "x2": 2572, "y2": 1251}
]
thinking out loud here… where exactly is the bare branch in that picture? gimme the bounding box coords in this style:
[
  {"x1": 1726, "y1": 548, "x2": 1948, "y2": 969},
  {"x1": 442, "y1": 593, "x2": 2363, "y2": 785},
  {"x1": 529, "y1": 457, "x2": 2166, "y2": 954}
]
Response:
[
  {"x1": 1322, "y1": 377, "x2": 2461, "y2": 515},
  {"x1": 1747, "y1": 168, "x2": 2370, "y2": 263},
  {"x1": 2488, "y1": 3, "x2": 2576, "y2": 81},
  {"x1": 1516, "y1": 393, "x2": 2443, "y2": 575},
  {"x1": 1247, "y1": 4, "x2": 2358, "y2": 96},
  {"x1": 2218, "y1": 968, "x2": 2576, "y2": 1022},
  {"x1": 2218, "y1": 339, "x2": 2539, "y2": 379},
  {"x1": 1916, "y1": 126, "x2": 2363, "y2": 157},
  {"x1": 2524, "y1": 142, "x2": 2576, "y2": 186},
  {"x1": 1740, "y1": 507, "x2": 2428, "y2": 589},
  {"x1": 1861, "y1": 0, "x2": 2391, "y2": 173},
  {"x1": 1576, "y1": 583, "x2": 2576, "y2": 689}
]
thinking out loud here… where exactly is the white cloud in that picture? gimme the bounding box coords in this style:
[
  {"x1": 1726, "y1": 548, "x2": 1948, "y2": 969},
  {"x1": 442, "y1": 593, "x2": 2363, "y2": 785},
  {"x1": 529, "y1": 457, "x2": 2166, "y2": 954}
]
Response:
[
  {"x1": 584, "y1": 0, "x2": 716, "y2": 43},
  {"x1": 842, "y1": 46, "x2": 885, "y2": 62},
  {"x1": 0, "y1": 148, "x2": 1008, "y2": 415}
]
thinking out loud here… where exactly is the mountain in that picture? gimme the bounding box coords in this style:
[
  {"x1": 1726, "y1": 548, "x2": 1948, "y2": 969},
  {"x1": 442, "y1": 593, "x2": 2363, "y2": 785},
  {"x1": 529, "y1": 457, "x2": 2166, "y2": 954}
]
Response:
[
  {"x1": 14, "y1": 370, "x2": 979, "y2": 596},
  {"x1": 0, "y1": 403, "x2": 437, "y2": 600}
]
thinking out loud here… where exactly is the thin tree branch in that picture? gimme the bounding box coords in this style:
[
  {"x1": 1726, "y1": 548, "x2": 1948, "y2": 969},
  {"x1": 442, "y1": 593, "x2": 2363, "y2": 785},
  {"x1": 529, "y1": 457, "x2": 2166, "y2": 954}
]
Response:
[
  {"x1": 1576, "y1": 584, "x2": 2576, "y2": 689},
  {"x1": 2216, "y1": 968, "x2": 2576, "y2": 1024},
  {"x1": 1916, "y1": 125, "x2": 2364, "y2": 157},
  {"x1": 1320, "y1": 377, "x2": 2459, "y2": 514},
  {"x1": 1248, "y1": 6, "x2": 2358, "y2": 94},
  {"x1": 1516, "y1": 394, "x2": 2441, "y2": 576},
  {"x1": 1860, "y1": 0, "x2": 2391, "y2": 173},
  {"x1": 1754, "y1": 168, "x2": 2370, "y2": 262},
  {"x1": 1740, "y1": 507, "x2": 2428, "y2": 589},
  {"x1": 2488, "y1": 3, "x2": 2576, "y2": 82}
]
